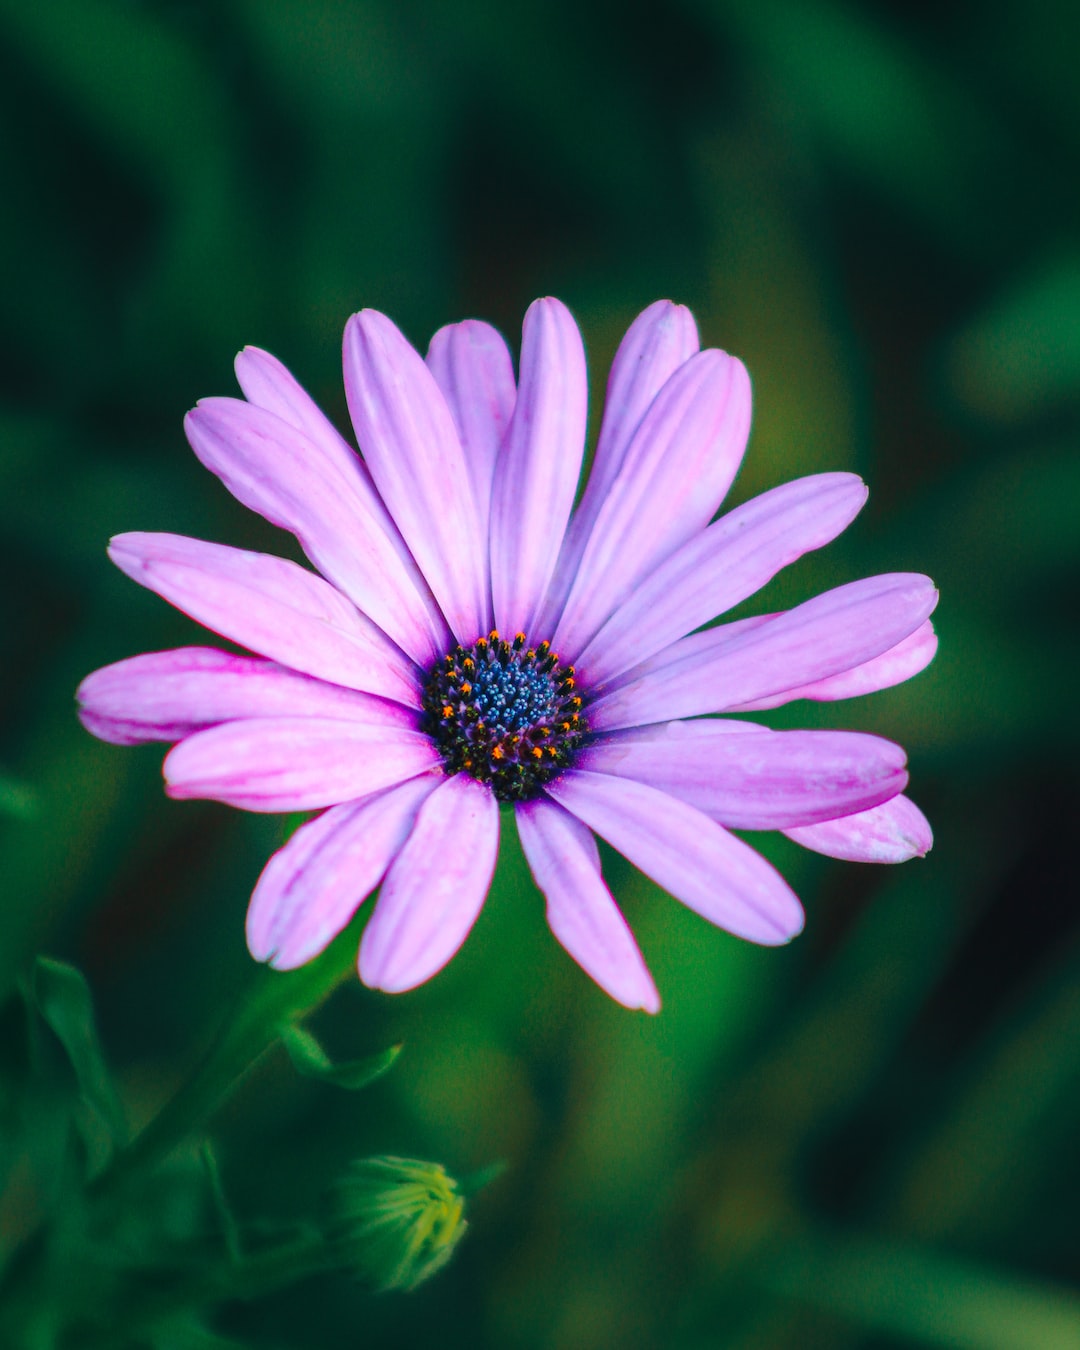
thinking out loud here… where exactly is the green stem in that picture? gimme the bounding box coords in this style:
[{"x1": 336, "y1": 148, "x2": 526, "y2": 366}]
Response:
[{"x1": 90, "y1": 916, "x2": 364, "y2": 1202}]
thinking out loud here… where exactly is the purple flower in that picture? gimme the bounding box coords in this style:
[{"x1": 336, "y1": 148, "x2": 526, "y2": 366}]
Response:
[{"x1": 78, "y1": 299, "x2": 937, "y2": 1012}]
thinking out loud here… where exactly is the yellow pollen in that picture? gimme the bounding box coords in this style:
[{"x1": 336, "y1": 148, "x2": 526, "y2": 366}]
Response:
[
  {"x1": 492, "y1": 744, "x2": 504, "y2": 760},
  {"x1": 460, "y1": 682, "x2": 472, "y2": 695},
  {"x1": 530, "y1": 747, "x2": 544, "y2": 760},
  {"x1": 442, "y1": 705, "x2": 453, "y2": 719}
]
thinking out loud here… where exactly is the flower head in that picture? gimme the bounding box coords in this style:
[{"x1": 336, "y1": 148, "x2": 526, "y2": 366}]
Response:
[
  {"x1": 78, "y1": 299, "x2": 937, "y2": 1012},
  {"x1": 330, "y1": 1155, "x2": 467, "y2": 1292}
]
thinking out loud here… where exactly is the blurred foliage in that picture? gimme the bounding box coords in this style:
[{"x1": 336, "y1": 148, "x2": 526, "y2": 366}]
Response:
[{"x1": 0, "y1": 0, "x2": 1077, "y2": 1346}]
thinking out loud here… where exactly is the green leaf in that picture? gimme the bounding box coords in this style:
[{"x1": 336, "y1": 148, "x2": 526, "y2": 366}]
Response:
[
  {"x1": 278, "y1": 1022, "x2": 402, "y2": 1091},
  {"x1": 199, "y1": 1142, "x2": 243, "y2": 1267},
  {"x1": 31, "y1": 957, "x2": 127, "y2": 1160}
]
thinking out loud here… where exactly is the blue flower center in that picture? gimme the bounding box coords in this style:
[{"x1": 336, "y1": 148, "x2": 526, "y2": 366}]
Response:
[{"x1": 420, "y1": 631, "x2": 589, "y2": 802}]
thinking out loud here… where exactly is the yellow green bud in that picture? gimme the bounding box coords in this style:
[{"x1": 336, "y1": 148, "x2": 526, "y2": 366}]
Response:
[{"x1": 331, "y1": 1156, "x2": 467, "y2": 1292}]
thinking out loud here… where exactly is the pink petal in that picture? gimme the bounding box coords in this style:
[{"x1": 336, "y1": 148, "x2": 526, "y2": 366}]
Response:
[
  {"x1": 343, "y1": 309, "x2": 489, "y2": 642},
  {"x1": 425, "y1": 319, "x2": 516, "y2": 541},
  {"x1": 578, "y1": 473, "x2": 868, "y2": 686},
  {"x1": 246, "y1": 774, "x2": 441, "y2": 969},
  {"x1": 784, "y1": 794, "x2": 933, "y2": 862},
  {"x1": 359, "y1": 774, "x2": 499, "y2": 992},
  {"x1": 163, "y1": 719, "x2": 441, "y2": 811},
  {"x1": 233, "y1": 346, "x2": 369, "y2": 485},
  {"x1": 185, "y1": 396, "x2": 447, "y2": 664},
  {"x1": 581, "y1": 724, "x2": 908, "y2": 829},
  {"x1": 76, "y1": 647, "x2": 419, "y2": 745},
  {"x1": 590, "y1": 573, "x2": 938, "y2": 731},
  {"x1": 488, "y1": 298, "x2": 588, "y2": 637},
  {"x1": 730, "y1": 620, "x2": 939, "y2": 710},
  {"x1": 516, "y1": 798, "x2": 660, "y2": 1012},
  {"x1": 545, "y1": 770, "x2": 804, "y2": 946},
  {"x1": 554, "y1": 349, "x2": 753, "y2": 660},
  {"x1": 108, "y1": 533, "x2": 420, "y2": 705},
  {"x1": 535, "y1": 300, "x2": 699, "y2": 635}
]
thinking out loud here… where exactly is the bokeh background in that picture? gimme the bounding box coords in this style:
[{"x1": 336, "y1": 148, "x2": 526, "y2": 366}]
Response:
[{"x1": 2, "y1": 1, "x2": 1078, "y2": 1346}]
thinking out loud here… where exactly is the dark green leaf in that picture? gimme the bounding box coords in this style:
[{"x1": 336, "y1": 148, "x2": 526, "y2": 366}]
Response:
[
  {"x1": 278, "y1": 1023, "x2": 402, "y2": 1092},
  {"x1": 31, "y1": 957, "x2": 126, "y2": 1155}
]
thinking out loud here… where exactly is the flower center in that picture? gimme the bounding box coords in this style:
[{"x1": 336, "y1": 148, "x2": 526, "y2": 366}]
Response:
[{"x1": 420, "y1": 631, "x2": 588, "y2": 802}]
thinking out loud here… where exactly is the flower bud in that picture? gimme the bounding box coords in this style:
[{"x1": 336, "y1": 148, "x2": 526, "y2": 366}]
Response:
[{"x1": 331, "y1": 1156, "x2": 467, "y2": 1292}]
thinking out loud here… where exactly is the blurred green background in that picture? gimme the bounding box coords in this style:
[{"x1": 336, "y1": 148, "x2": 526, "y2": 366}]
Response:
[{"x1": 1, "y1": 0, "x2": 1078, "y2": 1346}]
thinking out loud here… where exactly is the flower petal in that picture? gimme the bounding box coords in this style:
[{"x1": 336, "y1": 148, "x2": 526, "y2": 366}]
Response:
[
  {"x1": 554, "y1": 349, "x2": 753, "y2": 659},
  {"x1": 784, "y1": 794, "x2": 933, "y2": 862},
  {"x1": 77, "y1": 647, "x2": 419, "y2": 745},
  {"x1": 578, "y1": 473, "x2": 868, "y2": 685},
  {"x1": 425, "y1": 319, "x2": 516, "y2": 541},
  {"x1": 108, "y1": 532, "x2": 420, "y2": 705},
  {"x1": 545, "y1": 770, "x2": 804, "y2": 945},
  {"x1": 535, "y1": 300, "x2": 699, "y2": 635},
  {"x1": 516, "y1": 797, "x2": 660, "y2": 1012},
  {"x1": 488, "y1": 298, "x2": 588, "y2": 637},
  {"x1": 359, "y1": 774, "x2": 499, "y2": 992},
  {"x1": 246, "y1": 774, "x2": 441, "y2": 969},
  {"x1": 185, "y1": 396, "x2": 447, "y2": 663},
  {"x1": 581, "y1": 724, "x2": 908, "y2": 829},
  {"x1": 233, "y1": 345, "x2": 368, "y2": 484},
  {"x1": 344, "y1": 309, "x2": 489, "y2": 641},
  {"x1": 590, "y1": 573, "x2": 938, "y2": 731},
  {"x1": 163, "y1": 719, "x2": 441, "y2": 812},
  {"x1": 730, "y1": 620, "x2": 939, "y2": 710}
]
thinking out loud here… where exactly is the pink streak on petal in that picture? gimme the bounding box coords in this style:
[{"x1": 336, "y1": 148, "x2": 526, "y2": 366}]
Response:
[
  {"x1": 535, "y1": 299, "x2": 699, "y2": 635},
  {"x1": 546, "y1": 770, "x2": 804, "y2": 946},
  {"x1": 359, "y1": 774, "x2": 499, "y2": 992},
  {"x1": 426, "y1": 320, "x2": 516, "y2": 543},
  {"x1": 516, "y1": 797, "x2": 660, "y2": 1013},
  {"x1": 246, "y1": 774, "x2": 441, "y2": 969},
  {"x1": 578, "y1": 473, "x2": 868, "y2": 686},
  {"x1": 185, "y1": 397, "x2": 447, "y2": 664},
  {"x1": 784, "y1": 794, "x2": 933, "y2": 862},
  {"x1": 488, "y1": 298, "x2": 588, "y2": 637},
  {"x1": 343, "y1": 309, "x2": 490, "y2": 642},
  {"x1": 163, "y1": 719, "x2": 441, "y2": 812},
  {"x1": 590, "y1": 574, "x2": 938, "y2": 731},
  {"x1": 108, "y1": 533, "x2": 420, "y2": 706},
  {"x1": 76, "y1": 647, "x2": 419, "y2": 745},
  {"x1": 581, "y1": 726, "x2": 908, "y2": 830},
  {"x1": 729, "y1": 620, "x2": 939, "y2": 710},
  {"x1": 554, "y1": 350, "x2": 753, "y2": 660}
]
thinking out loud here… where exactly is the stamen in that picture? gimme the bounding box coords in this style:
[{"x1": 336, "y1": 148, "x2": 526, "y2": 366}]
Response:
[{"x1": 419, "y1": 632, "x2": 590, "y2": 802}]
